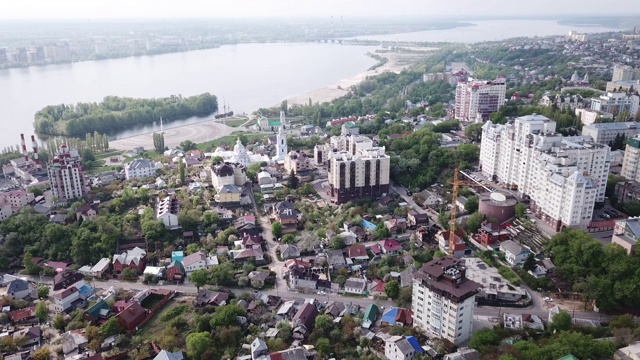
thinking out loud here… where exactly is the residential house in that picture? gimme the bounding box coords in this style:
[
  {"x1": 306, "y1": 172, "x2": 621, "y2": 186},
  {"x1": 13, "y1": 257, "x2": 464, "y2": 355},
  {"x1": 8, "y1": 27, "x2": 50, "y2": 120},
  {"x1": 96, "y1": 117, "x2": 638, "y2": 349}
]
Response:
[
  {"x1": 14, "y1": 326, "x2": 41, "y2": 348},
  {"x1": 156, "y1": 196, "x2": 180, "y2": 229},
  {"x1": 231, "y1": 248, "x2": 265, "y2": 265},
  {"x1": 44, "y1": 260, "x2": 72, "y2": 272},
  {"x1": 499, "y1": 240, "x2": 532, "y2": 266},
  {"x1": 3, "y1": 279, "x2": 31, "y2": 300},
  {"x1": 456, "y1": 196, "x2": 468, "y2": 213},
  {"x1": 279, "y1": 244, "x2": 301, "y2": 260},
  {"x1": 53, "y1": 287, "x2": 81, "y2": 313},
  {"x1": 84, "y1": 299, "x2": 112, "y2": 324},
  {"x1": 75, "y1": 204, "x2": 99, "y2": 222},
  {"x1": 370, "y1": 279, "x2": 386, "y2": 295},
  {"x1": 385, "y1": 217, "x2": 408, "y2": 233},
  {"x1": 248, "y1": 271, "x2": 270, "y2": 288},
  {"x1": 503, "y1": 313, "x2": 545, "y2": 331},
  {"x1": 416, "y1": 189, "x2": 441, "y2": 208},
  {"x1": 407, "y1": 210, "x2": 429, "y2": 228},
  {"x1": 276, "y1": 300, "x2": 297, "y2": 321},
  {"x1": 182, "y1": 251, "x2": 219, "y2": 274},
  {"x1": 269, "y1": 347, "x2": 308, "y2": 359},
  {"x1": 288, "y1": 267, "x2": 319, "y2": 292},
  {"x1": 166, "y1": 261, "x2": 185, "y2": 282},
  {"x1": 77, "y1": 283, "x2": 96, "y2": 301},
  {"x1": 324, "y1": 301, "x2": 346, "y2": 318},
  {"x1": 53, "y1": 269, "x2": 85, "y2": 291},
  {"x1": 215, "y1": 184, "x2": 242, "y2": 203},
  {"x1": 193, "y1": 289, "x2": 229, "y2": 308},
  {"x1": 378, "y1": 196, "x2": 393, "y2": 209},
  {"x1": 116, "y1": 302, "x2": 147, "y2": 332},
  {"x1": 379, "y1": 238, "x2": 403, "y2": 255},
  {"x1": 326, "y1": 249, "x2": 347, "y2": 270},
  {"x1": 385, "y1": 335, "x2": 424, "y2": 360},
  {"x1": 615, "y1": 342, "x2": 640, "y2": 360},
  {"x1": 171, "y1": 251, "x2": 184, "y2": 262},
  {"x1": 381, "y1": 307, "x2": 413, "y2": 327},
  {"x1": 362, "y1": 304, "x2": 379, "y2": 328},
  {"x1": 347, "y1": 244, "x2": 369, "y2": 262},
  {"x1": 528, "y1": 259, "x2": 555, "y2": 279},
  {"x1": 272, "y1": 201, "x2": 300, "y2": 226},
  {"x1": 62, "y1": 330, "x2": 88, "y2": 355},
  {"x1": 112, "y1": 247, "x2": 147, "y2": 274},
  {"x1": 291, "y1": 303, "x2": 319, "y2": 339},
  {"x1": 344, "y1": 277, "x2": 367, "y2": 295},
  {"x1": 250, "y1": 338, "x2": 270, "y2": 360},
  {"x1": 479, "y1": 222, "x2": 511, "y2": 246},
  {"x1": 8, "y1": 306, "x2": 36, "y2": 324},
  {"x1": 124, "y1": 159, "x2": 157, "y2": 180},
  {"x1": 437, "y1": 229, "x2": 466, "y2": 258},
  {"x1": 90, "y1": 258, "x2": 111, "y2": 278},
  {"x1": 154, "y1": 350, "x2": 184, "y2": 360}
]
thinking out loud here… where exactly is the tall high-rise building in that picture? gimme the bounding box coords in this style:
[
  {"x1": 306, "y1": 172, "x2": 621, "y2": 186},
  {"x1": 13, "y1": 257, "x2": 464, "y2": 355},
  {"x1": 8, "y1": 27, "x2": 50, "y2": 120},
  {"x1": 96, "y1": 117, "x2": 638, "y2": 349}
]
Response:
[
  {"x1": 480, "y1": 115, "x2": 610, "y2": 231},
  {"x1": 454, "y1": 77, "x2": 507, "y2": 122},
  {"x1": 612, "y1": 64, "x2": 640, "y2": 82},
  {"x1": 325, "y1": 135, "x2": 390, "y2": 204},
  {"x1": 47, "y1": 144, "x2": 86, "y2": 201},
  {"x1": 412, "y1": 257, "x2": 480, "y2": 345},
  {"x1": 621, "y1": 135, "x2": 640, "y2": 182}
]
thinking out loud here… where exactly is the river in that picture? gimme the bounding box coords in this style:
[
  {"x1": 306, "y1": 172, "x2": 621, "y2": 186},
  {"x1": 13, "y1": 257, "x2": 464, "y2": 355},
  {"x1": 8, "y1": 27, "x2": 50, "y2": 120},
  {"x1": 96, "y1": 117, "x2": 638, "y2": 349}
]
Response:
[
  {"x1": 351, "y1": 19, "x2": 618, "y2": 43},
  {"x1": 0, "y1": 19, "x2": 621, "y2": 149},
  {"x1": 0, "y1": 42, "x2": 377, "y2": 148}
]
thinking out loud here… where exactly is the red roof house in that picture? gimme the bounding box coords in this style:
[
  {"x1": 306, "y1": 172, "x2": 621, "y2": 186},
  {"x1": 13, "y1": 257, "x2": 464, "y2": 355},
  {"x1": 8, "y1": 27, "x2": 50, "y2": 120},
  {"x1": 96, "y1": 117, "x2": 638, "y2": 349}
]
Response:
[
  {"x1": 116, "y1": 302, "x2": 147, "y2": 332},
  {"x1": 379, "y1": 239, "x2": 403, "y2": 254}
]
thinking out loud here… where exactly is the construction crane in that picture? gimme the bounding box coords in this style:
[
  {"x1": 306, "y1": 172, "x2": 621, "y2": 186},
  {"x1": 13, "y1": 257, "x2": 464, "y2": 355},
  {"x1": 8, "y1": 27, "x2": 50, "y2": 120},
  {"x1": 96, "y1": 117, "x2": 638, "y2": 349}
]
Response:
[{"x1": 448, "y1": 168, "x2": 490, "y2": 256}]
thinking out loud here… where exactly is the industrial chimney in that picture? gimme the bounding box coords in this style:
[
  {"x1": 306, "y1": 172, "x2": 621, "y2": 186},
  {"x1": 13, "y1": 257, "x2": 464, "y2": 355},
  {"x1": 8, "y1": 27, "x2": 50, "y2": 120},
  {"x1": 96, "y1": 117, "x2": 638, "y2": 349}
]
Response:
[
  {"x1": 20, "y1": 134, "x2": 28, "y2": 162},
  {"x1": 31, "y1": 135, "x2": 39, "y2": 165}
]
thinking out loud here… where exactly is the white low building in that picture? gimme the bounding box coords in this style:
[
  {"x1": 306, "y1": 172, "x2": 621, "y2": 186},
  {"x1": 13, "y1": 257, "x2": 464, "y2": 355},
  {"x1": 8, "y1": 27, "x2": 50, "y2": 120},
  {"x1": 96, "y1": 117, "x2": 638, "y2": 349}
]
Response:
[
  {"x1": 124, "y1": 159, "x2": 157, "y2": 180},
  {"x1": 182, "y1": 251, "x2": 219, "y2": 274},
  {"x1": 156, "y1": 196, "x2": 180, "y2": 229},
  {"x1": 53, "y1": 287, "x2": 80, "y2": 313}
]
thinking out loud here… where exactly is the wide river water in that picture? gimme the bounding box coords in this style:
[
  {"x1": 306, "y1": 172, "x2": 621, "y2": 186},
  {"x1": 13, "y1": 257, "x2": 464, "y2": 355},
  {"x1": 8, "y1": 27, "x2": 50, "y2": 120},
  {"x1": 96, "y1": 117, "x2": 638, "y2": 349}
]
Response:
[{"x1": 0, "y1": 19, "x2": 618, "y2": 148}]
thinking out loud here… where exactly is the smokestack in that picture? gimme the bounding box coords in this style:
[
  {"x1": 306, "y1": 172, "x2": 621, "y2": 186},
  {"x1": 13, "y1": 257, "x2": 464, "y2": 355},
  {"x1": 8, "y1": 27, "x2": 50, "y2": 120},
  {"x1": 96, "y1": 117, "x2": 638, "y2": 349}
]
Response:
[
  {"x1": 31, "y1": 135, "x2": 39, "y2": 164},
  {"x1": 20, "y1": 134, "x2": 28, "y2": 162}
]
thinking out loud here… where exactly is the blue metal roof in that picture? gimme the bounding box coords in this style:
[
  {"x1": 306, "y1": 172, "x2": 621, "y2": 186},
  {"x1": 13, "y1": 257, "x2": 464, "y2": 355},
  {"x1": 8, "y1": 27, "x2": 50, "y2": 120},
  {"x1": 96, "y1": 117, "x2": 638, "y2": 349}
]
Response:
[
  {"x1": 361, "y1": 220, "x2": 377, "y2": 230},
  {"x1": 405, "y1": 336, "x2": 423, "y2": 353},
  {"x1": 382, "y1": 307, "x2": 399, "y2": 325}
]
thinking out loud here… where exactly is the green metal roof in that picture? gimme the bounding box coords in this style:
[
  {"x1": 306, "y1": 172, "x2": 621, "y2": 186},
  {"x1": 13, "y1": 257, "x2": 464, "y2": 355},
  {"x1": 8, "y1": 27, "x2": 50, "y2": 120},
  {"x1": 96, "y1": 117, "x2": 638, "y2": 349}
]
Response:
[
  {"x1": 557, "y1": 355, "x2": 579, "y2": 360},
  {"x1": 85, "y1": 299, "x2": 110, "y2": 319},
  {"x1": 363, "y1": 304, "x2": 379, "y2": 322}
]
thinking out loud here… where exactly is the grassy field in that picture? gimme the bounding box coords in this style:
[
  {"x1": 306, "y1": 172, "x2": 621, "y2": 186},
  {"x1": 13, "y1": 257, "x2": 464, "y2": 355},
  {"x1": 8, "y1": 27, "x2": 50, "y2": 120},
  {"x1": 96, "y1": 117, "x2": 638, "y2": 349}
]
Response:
[
  {"x1": 221, "y1": 118, "x2": 250, "y2": 127},
  {"x1": 196, "y1": 132, "x2": 266, "y2": 151},
  {"x1": 137, "y1": 299, "x2": 197, "y2": 342}
]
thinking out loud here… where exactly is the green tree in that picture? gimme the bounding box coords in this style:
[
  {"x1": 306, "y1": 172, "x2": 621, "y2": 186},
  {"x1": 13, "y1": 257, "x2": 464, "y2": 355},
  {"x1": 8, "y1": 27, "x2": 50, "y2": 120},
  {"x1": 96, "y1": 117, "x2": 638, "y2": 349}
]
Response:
[
  {"x1": 38, "y1": 286, "x2": 49, "y2": 299},
  {"x1": 316, "y1": 337, "x2": 332, "y2": 358},
  {"x1": 623, "y1": 200, "x2": 640, "y2": 217},
  {"x1": 189, "y1": 269, "x2": 208, "y2": 291},
  {"x1": 209, "y1": 304, "x2": 247, "y2": 328},
  {"x1": 153, "y1": 132, "x2": 165, "y2": 153},
  {"x1": 464, "y1": 123, "x2": 483, "y2": 142},
  {"x1": 99, "y1": 317, "x2": 122, "y2": 338},
  {"x1": 469, "y1": 328, "x2": 500, "y2": 352},
  {"x1": 315, "y1": 315, "x2": 334, "y2": 334},
  {"x1": 178, "y1": 209, "x2": 201, "y2": 231},
  {"x1": 142, "y1": 220, "x2": 166, "y2": 241},
  {"x1": 385, "y1": 280, "x2": 400, "y2": 299},
  {"x1": 281, "y1": 234, "x2": 295, "y2": 244},
  {"x1": 287, "y1": 170, "x2": 299, "y2": 189},
  {"x1": 52, "y1": 314, "x2": 66, "y2": 331},
  {"x1": 179, "y1": 140, "x2": 197, "y2": 152},
  {"x1": 515, "y1": 203, "x2": 526, "y2": 219},
  {"x1": 23, "y1": 251, "x2": 40, "y2": 275},
  {"x1": 186, "y1": 332, "x2": 213, "y2": 360},
  {"x1": 523, "y1": 254, "x2": 537, "y2": 272},
  {"x1": 31, "y1": 347, "x2": 50, "y2": 360},
  {"x1": 550, "y1": 310, "x2": 573, "y2": 332},
  {"x1": 374, "y1": 225, "x2": 390, "y2": 240},
  {"x1": 178, "y1": 157, "x2": 186, "y2": 184},
  {"x1": 35, "y1": 301, "x2": 48, "y2": 323},
  {"x1": 272, "y1": 222, "x2": 283, "y2": 240},
  {"x1": 464, "y1": 196, "x2": 479, "y2": 213},
  {"x1": 246, "y1": 163, "x2": 262, "y2": 182}
]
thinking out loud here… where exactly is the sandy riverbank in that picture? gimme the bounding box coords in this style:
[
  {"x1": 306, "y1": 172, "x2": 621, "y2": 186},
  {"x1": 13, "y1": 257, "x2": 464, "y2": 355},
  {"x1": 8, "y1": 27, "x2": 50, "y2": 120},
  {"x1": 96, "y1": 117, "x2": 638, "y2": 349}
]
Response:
[
  {"x1": 110, "y1": 120, "x2": 241, "y2": 151},
  {"x1": 286, "y1": 51, "x2": 430, "y2": 106}
]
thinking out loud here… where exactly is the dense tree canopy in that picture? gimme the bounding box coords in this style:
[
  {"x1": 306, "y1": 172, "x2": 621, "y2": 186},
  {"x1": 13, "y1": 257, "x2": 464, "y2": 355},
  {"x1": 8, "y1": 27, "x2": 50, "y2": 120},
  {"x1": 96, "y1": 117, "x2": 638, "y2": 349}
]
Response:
[
  {"x1": 35, "y1": 93, "x2": 218, "y2": 137},
  {"x1": 546, "y1": 229, "x2": 640, "y2": 311}
]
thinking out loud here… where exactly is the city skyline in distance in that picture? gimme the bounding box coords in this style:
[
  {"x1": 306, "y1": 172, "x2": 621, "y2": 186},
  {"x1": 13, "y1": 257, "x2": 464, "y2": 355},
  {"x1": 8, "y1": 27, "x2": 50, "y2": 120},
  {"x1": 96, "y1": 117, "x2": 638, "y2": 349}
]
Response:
[{"x1": 3, "y1": 0, "x2": 640, "y2": 20}]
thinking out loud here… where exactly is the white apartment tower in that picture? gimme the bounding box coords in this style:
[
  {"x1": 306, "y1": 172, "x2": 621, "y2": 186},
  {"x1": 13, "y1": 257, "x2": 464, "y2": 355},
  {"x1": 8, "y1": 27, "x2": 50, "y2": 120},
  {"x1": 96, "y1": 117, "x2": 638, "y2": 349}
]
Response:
[
  {"x1": 47, "y1": 144, "x2": 86, "y2": 201},
  {"x1": 454, "y1": 77, "x2": 507, "y2": 122},
  {"x1": 621, "y1": 135, "x2": 640, "y2": 182},
  {"x1": 326, "y1": 135, "x2": 390, "y2": 204},
  {"x1": 591, "y1": 92, "x2": 640, "y2": 120},
  {"x1": 480, "y1": 115, "x2": 610, "y2": 231},
  {"x1": 412, "y1": 257, "x2": 480, "y2": 345}
]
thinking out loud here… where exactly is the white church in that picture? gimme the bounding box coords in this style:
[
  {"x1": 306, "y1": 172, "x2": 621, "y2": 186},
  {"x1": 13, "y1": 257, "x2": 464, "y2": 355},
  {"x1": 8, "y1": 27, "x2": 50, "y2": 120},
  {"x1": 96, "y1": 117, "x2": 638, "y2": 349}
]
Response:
[{"x1": 207, "y1": 111, "x2": 287, "y2": 166}]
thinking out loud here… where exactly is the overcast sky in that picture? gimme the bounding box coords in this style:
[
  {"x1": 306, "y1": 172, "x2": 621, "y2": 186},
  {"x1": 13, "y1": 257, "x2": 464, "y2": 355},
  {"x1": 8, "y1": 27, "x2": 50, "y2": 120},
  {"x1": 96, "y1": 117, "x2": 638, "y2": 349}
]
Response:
[{"x1": 3, "y1": 0, "x2": 640, "y2": 20}]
